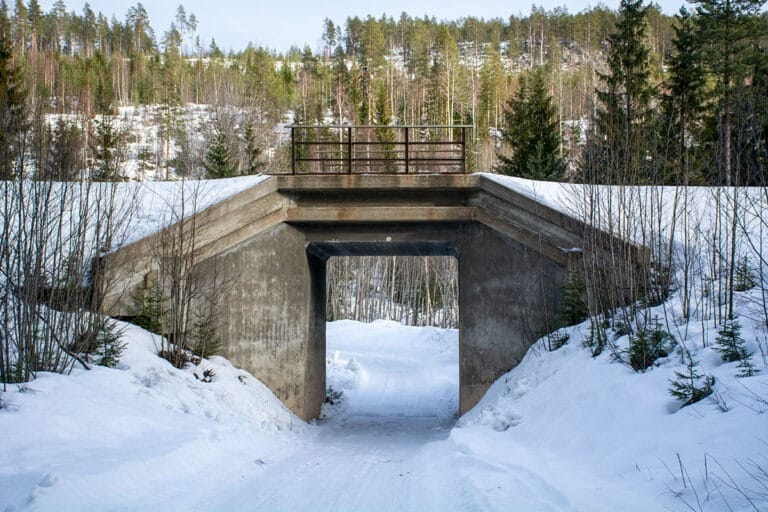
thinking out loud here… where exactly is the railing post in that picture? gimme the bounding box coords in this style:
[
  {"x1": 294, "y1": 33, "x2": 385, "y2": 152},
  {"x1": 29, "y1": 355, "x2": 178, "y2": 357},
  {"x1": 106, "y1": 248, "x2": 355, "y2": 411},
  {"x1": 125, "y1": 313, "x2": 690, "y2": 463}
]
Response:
[
  {"x1": 404, "y1": 126, "x2": 410, "y2": 174},
  {"x1": 347, "y1": 126, "x2": 352, "y2": 175},
  {"x1": 291, "y1": 126, "x2": 296, "y2": 174},
  {"x1": 461, "y1": 126, "x2": 467, "y2": 174}
]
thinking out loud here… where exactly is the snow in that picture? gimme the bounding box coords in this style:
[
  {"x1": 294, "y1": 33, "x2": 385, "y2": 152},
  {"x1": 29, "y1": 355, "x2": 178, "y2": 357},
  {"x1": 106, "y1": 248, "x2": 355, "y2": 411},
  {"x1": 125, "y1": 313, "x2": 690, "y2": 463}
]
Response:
[
  {"x1": 0, "y1": 323, "x2": 299, "y2": 511},
  {"x1": 118, "y1": 174, "x2": 269, "y2": 245},
  {"x1": 2, "y1": 175, "x2": 767, "y2": 510},
  {"x1": 325, "y1": 320, "x2": 458, "y2": 421},
  {"x1": 2, "y1": 314, "x2": 766, "y2": 511}
]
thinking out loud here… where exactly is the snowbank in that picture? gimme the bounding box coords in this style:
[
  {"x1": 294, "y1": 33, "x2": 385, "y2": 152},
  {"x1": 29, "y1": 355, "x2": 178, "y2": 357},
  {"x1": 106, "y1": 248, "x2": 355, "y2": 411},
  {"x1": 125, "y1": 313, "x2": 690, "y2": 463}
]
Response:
[
  {"x1": 0, "y1": 320, "x2": 300, "y2": 511},
  {"x1": 459, "y1": 287, "x2": 768, "y2": 511}
]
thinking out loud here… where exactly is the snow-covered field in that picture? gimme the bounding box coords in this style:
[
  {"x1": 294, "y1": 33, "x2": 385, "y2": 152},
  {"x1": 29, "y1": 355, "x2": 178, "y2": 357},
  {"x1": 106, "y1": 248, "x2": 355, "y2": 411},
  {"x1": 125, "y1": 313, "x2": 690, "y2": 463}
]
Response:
[{"x1": 1, "y1": 313, "x2": 766, "y2": 511}]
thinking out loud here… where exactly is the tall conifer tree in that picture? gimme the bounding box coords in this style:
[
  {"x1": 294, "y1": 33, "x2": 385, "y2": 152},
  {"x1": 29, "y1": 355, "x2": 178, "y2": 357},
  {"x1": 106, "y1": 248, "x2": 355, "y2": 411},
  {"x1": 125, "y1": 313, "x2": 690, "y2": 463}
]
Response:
[
  {"x1": 661, "y1": 7, "x2": 707, "y2": 184},
  {"x1": 0, "y1": 0, "x2": 26, "y2": 179},
  {"x1": 692, "y1": 0, "x2": 765, "y2": 186},
  {"x1": 582, "y1": 0, "x2": 653, "y2": 184},
  {"x1": 497, "y1": 68, "x2": 564, "y2": 180}
]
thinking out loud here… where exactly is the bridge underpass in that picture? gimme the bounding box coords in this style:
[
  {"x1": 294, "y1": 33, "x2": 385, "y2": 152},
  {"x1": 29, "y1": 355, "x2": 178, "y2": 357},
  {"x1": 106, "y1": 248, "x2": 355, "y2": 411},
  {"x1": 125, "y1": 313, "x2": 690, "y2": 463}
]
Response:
[{"x1": 100, "y1": 175, "x2": 609, "y2": 421}]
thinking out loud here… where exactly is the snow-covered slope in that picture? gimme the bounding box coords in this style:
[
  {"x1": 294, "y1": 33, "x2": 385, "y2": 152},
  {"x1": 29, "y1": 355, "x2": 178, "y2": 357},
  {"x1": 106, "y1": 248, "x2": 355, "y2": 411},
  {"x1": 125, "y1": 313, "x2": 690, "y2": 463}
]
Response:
[
  {"x1": 0, "y1": 323, "x2": 299, "y2": 511},
  {"x1": 459, "y1": 310, "x2": 768, "y2": 511},
  {"x1": 115, "y1": 174, "x2": 269, "y2": 245},
  {"x1": 2, "y1": 315, "x2": 765, "y2": 511}
]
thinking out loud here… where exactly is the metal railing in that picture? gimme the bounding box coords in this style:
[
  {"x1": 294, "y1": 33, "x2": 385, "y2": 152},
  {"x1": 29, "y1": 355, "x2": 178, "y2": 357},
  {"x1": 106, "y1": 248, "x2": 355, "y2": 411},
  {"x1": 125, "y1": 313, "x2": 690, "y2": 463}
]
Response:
[{"x1": 282, "y1": 125, "x2": 472, "y2": 175}]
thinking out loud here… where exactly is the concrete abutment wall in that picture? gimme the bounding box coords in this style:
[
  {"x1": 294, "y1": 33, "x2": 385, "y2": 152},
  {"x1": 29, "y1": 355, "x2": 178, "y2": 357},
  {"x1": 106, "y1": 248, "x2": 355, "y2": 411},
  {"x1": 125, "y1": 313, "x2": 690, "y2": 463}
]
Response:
[{"x1": 190, "y1": 220, "x2": 566, "y2": 420}]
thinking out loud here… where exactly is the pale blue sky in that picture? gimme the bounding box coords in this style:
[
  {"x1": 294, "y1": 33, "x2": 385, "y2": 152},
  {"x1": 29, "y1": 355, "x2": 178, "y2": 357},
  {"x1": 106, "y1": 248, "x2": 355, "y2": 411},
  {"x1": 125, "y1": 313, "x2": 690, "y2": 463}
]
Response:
[{"x1": 40, "y1": 0, "x2": 690, "y2": 53}]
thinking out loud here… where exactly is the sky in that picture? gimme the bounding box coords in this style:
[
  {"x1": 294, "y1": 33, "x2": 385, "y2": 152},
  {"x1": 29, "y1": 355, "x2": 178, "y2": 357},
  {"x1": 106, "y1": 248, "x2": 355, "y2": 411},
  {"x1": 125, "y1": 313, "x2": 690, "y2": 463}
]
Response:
[{"x1": 40, "y1": 0, "x2": 690, "y2": 53}]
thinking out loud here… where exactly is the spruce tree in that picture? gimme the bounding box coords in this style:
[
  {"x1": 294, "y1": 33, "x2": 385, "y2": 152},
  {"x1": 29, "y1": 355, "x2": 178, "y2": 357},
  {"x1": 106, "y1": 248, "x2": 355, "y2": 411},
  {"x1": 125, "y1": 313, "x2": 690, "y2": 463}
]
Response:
[
  {"x1": 662, "y1": 7, "x2": 707, "y2": 184},
  {"x1": 559, "y1": 270, "x2": 589, "y2": 326},
  {"x1": 715, "y1": 317, "x2": 754, "y2": 376},
  {"x1": 581, "y1": 0, "x2": 653, "y2": 184},
  {"x1": 733, "y1": 256, "x2": 756, "y2": 291},
  {"x1": 191, "y1": 311, "x2": 221, "y2": 359},
  {"x1": 90, "y1": 116, "x2": 125, "y2": 181},
  {"x1": 753, "y1": 47, "x2": 768, "y2": 173},
  {"x1": 243, "y1": 122, "x2": 264, "y2": 175},
  {"x1": 95, "y1": 318, "x2": 125, "y2": 368},
  {"x1": 0, "y1": 0, "x2": 27, "y2": 179},
  {"x1": 42, "y1": 119, "x2": 84, "y2": 181},
  {"x1": 692, "y1": 0, "x2": 765, "y2": 186},
  {"x1": 497, "y1": 68, "x2": 564, "y2": 180},
  {"x1": 715, "y1": 317, "x2": 744, "y2": 362},
  {"x1": 204, "y1": 130, "x2": 238, "y2": 178},
  {"x1": 669, "y1": 351, "x2": 715, "y2": 406},
  {"x1": 628, "y1": 320, "x2": 675, "y2": 371},
  {"x1": 373, "y1": 82, "x2": 396, "y2": 172}
]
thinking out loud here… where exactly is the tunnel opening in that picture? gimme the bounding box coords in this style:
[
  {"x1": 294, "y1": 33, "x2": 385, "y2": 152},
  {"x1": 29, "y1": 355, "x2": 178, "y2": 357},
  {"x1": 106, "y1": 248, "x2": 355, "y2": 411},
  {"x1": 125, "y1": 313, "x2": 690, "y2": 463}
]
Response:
[{"x1": 308, "y1": 242, "x2": 459, "y2": 428}]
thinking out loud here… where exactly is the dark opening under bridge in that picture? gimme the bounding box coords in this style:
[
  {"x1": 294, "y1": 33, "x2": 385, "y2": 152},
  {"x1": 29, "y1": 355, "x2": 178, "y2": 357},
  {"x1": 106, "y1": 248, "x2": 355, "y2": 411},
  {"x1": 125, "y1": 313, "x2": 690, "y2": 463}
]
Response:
[{"x1": 99, "y1": 174, "x2": 638, "y2": 421}]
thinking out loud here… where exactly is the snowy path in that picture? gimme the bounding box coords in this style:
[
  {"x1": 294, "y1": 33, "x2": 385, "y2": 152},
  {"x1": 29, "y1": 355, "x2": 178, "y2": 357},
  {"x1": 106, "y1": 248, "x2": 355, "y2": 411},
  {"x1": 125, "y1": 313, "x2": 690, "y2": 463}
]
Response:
[{"x1": 206, "y1": 320, "x2": 572, "y2": 512}]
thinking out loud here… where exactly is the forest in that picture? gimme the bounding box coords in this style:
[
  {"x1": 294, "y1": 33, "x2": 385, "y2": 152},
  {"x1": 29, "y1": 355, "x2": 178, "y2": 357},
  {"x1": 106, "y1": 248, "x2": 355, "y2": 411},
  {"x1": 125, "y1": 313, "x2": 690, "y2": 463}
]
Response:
[{"x1": 0, "y1": 1, "x2": 766, "y2": 183}]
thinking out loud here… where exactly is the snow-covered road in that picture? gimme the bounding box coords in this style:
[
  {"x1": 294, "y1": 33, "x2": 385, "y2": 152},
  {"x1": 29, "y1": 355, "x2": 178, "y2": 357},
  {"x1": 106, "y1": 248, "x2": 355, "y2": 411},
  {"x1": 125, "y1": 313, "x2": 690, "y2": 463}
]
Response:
[{"x1": 205, "y1": 320, "x2": 571, "y2": 512}]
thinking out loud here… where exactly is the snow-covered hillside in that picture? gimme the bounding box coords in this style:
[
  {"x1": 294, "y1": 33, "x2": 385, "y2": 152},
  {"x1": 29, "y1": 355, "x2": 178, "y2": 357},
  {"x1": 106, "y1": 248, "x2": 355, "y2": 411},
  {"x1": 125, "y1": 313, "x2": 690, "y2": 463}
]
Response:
[{"x1": 2, "y1": 312, "x2": 766, "y2": 511}]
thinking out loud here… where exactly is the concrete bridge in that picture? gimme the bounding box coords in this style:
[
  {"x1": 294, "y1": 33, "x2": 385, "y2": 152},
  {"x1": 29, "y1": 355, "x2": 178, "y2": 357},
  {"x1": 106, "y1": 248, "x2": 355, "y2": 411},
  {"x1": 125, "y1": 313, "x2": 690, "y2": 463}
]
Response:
[{"x1": 100, "y1": 174, "x2": 617, "y2": 421}]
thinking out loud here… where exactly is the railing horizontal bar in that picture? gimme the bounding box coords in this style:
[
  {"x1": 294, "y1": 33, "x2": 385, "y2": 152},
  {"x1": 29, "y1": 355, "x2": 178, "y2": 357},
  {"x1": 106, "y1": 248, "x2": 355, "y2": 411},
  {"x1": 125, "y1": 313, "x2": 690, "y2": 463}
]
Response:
[
  {"x1": 288, "y1": 125, "x2": 473, "y2": 129},
  {"x1": 294, "y1": 141, "x2": 463, "y2": 148},
  {"x1": 296, "y1": 158, "x2": 464, "y2": 164}
]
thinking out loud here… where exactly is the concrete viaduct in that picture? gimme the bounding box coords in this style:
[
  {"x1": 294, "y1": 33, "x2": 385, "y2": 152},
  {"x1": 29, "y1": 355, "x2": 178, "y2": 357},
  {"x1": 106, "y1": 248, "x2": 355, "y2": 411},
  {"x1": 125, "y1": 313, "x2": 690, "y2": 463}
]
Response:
[{"x1": 100, "y1": 174, "x2": 611, "y2": 421}]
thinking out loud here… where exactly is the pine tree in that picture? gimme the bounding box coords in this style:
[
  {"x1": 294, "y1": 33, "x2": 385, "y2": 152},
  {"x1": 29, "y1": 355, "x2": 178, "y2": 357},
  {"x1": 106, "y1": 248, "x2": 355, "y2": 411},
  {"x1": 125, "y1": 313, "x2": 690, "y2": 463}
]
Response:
[
  {"x1": 669, "y1": 351, "x2": 715, "y2": 406},
  {"x1": 204, "y1": 130, "x2": 237, "y2": 178},
  {"x1": 478, "y1": 45, "x2": 505, "y2": 135},
  {"x1": 497, "y1": 68, "x2": 564, "y2": 180}
]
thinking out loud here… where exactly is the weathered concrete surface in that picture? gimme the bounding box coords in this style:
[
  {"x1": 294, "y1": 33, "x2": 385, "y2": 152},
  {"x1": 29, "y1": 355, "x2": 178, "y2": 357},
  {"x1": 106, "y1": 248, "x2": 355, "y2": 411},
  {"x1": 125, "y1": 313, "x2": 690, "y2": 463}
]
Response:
[
  {"x1": 191, "y1": 223, "x2": 325, "y2": 418},
  {"x1": 458, "y1": 222, "x2": 565, "y2": 412},
  {"x1": 100, "y1": 174, "x2": 606, "y2": 421}
]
